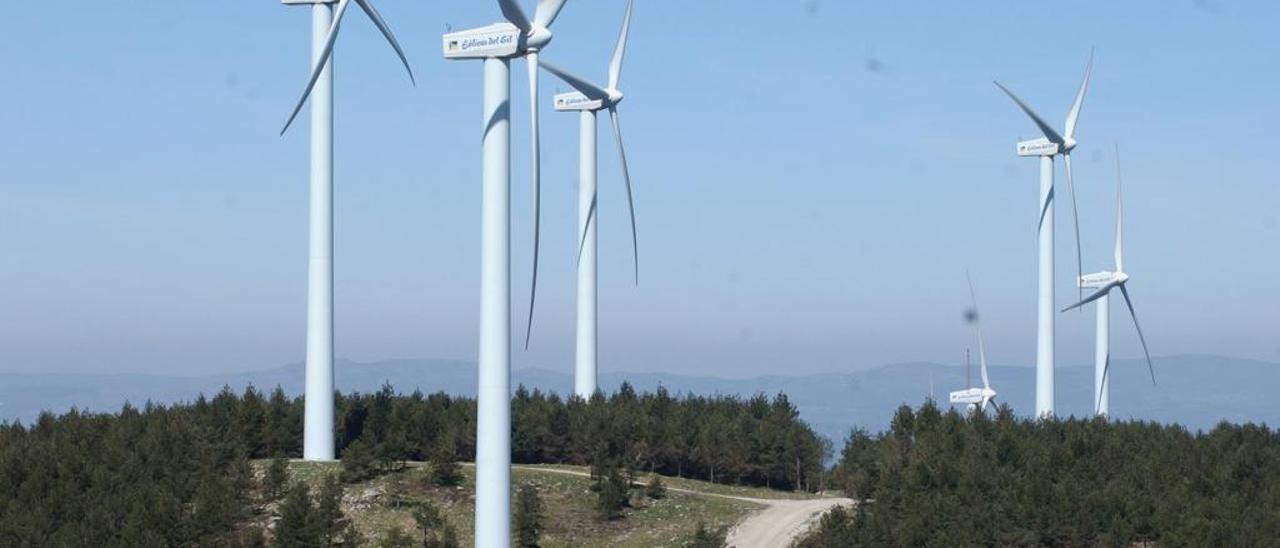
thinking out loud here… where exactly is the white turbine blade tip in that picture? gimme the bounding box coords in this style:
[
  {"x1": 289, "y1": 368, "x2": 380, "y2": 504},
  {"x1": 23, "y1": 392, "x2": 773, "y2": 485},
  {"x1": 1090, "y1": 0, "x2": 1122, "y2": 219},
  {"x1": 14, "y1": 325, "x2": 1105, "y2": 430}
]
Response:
[
  {"x1": 608, "y1": 0, "x2": 634, "y2": 90},
  {"x1": 1064, "y1": 50, "x2": 1094, "y2": 139},
  {"x1": 353, "y1": 0, "x2": 414, "y2": 85}
]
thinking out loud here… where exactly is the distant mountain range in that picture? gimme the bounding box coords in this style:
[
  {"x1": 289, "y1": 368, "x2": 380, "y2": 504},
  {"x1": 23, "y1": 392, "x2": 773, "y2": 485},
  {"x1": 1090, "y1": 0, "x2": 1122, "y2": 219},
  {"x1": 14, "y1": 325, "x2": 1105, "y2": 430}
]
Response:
[{"x1": 2, "y1": 354, "x2": 1276, "y2": 446}]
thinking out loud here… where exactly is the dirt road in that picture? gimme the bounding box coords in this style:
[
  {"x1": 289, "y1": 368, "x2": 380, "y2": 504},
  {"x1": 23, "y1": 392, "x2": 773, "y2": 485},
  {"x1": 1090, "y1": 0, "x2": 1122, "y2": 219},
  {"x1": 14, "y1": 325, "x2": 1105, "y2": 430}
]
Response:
[
  {"x1": 722, "y1": 496, "x2": 852, "y2": 548},
  {"x1": 508, "y1": 465, "x2": 852, "y2": 548}
]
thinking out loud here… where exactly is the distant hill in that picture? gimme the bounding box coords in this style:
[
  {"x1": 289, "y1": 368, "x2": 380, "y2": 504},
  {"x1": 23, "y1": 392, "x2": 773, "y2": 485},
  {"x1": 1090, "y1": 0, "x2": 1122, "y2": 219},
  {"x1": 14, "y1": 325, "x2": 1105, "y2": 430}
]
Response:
[{"x1": 2, "y1": 354, "x2": 1276, "y2": 445}]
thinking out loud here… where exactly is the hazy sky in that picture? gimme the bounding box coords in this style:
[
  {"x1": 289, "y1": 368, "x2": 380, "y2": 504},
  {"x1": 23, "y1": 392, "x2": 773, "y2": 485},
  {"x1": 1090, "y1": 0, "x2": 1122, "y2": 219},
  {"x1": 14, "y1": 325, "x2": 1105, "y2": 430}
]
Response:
[{"x1": 1, "y1": 1, "x2": 1277, "y2": 378}]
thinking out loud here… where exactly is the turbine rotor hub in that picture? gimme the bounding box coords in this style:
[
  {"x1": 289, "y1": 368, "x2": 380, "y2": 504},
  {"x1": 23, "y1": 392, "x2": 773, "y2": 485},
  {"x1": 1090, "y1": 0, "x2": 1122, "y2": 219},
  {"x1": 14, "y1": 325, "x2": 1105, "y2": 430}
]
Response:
[{"x1": 525, "y1": 26, "x2": 553, "y2": 51}]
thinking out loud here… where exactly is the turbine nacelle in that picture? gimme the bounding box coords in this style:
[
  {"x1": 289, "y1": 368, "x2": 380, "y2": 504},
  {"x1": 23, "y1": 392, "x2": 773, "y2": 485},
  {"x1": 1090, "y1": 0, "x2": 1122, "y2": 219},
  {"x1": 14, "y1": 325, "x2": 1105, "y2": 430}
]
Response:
[
  {"x1": 949, "y1": 388, "x2": 997, "y2": 411},
  {"x1": 554, "y1": 91, "x2": 602, "y2": 112},
  {"x1": 552, "y1": 88, "x2": 624, "y2": 112},
  {"x1": 1080, "y1": 271, "x2": 1118, "y2": 289},
  {"x1": 1016, "y1": 137, "x2": 1060, "y2": 157},
  {"x1": 442, "y1": 0, "x2": 560, "y2": 60},
  {"x1": 442, "y1": 23, "x2": 524, "y2": 59}
]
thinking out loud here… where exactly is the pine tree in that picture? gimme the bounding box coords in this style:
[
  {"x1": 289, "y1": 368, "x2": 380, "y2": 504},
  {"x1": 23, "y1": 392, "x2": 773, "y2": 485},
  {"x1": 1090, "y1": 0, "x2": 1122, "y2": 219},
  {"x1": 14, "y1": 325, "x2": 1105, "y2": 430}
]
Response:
[
  {"x1": 595, "y1": 466, "x2": 629, "y2": 521},
  {"x1": 341, "y1": 438, "x2": 377, "y2": 483},
  {"x1": 264, "y1": 457, "x2": 290, "y2": 501},
  {"x1": 192, "y1": 468, "x2": 237, "y2": 539},
  {"x1": 412, "y1": 499, "x2": 457, "y2": 548},
  {"x1": 273, "y1": 482, "x2": 321, "y2": 548},
  {"x1": 265, "y1": 387, "x2": 298, "y2": 457},
  {"x1": 514, "y1": 484, "x2": 545, "y2": 547},
  {"x1": 428, "y1": 432, "x2": 462, "y2": 487},
  {"x1": 315, "y1": 474, "x2": 352, "y2": 546}
]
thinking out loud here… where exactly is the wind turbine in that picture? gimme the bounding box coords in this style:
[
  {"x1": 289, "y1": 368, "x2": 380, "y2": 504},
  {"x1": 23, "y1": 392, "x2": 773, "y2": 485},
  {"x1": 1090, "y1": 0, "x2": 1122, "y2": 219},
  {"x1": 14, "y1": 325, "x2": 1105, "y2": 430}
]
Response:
[
  {"x1": 950, "y1": 274, "x2": 997, "y2": 412},
  {"x1": 1063, "y1": 146, "x2": 1155, "y2": 417},
  {"x1": 540, "y1": 0, "x2": 639, "y2": 399},
  {"x1": 441, "y1": 1, "x2": 567, "y2": 545},
  {"x1": 994, "y1": 51, "x2": 1093, "y2": 419},
  {"x1": 278, "y1": 0, "x2": 413, "y2": 461}
]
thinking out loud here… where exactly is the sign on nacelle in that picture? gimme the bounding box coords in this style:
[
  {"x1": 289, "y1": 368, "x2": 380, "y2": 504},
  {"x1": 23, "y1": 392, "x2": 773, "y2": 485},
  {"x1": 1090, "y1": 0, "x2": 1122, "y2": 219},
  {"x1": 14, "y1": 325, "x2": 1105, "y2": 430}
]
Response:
[
  {"x1": 554, "y1": 91, "x2": 603, "y2": 112},
  {"x1": 1017, "y1": 138, "x2": 1060, "y2": 157},
  {"x1": 443, "y1": 24, "x2": 521, "y2": 60}
]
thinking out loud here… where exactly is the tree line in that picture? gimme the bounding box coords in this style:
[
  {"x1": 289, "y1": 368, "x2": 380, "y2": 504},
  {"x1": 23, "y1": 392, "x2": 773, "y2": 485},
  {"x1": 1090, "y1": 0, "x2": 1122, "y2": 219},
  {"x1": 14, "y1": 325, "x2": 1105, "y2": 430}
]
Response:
[
  {"x1": 0, "y1": 382, "x2": 828, "y2": 545},
  {"x1": 799, "y1": 401, "x2": 1280, "y2": 547}
]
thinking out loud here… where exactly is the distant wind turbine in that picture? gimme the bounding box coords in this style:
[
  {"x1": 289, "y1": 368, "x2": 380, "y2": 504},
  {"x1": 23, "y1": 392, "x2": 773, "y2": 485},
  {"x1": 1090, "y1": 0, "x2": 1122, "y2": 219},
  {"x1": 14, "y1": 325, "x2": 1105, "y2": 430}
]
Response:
[
  {"x1": 441, "y1": 0, "x2": 569, "y2": 544},
  {"x1": 540, "y1": 0, "x2": 640, "y2": 398},
  {"x1": 950, "y1": 273, "x2": 997, "y2": 412},
  {"x1": 994, "y1": 51, "x2": 1093, "y2": 419},
  {"x1": 278, "y1": 0, "x2": 413, "y2": 462},
  {"x1": 1063, "y1": 145, "x2": 1155, "y2": 417}
]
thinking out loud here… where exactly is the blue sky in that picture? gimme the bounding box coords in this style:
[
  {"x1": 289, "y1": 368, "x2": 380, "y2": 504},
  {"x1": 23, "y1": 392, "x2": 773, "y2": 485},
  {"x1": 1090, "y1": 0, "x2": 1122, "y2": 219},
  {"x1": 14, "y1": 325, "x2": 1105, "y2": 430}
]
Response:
[{"x1": 0, "y1": 1, "x2": 1277, "y2": 377}]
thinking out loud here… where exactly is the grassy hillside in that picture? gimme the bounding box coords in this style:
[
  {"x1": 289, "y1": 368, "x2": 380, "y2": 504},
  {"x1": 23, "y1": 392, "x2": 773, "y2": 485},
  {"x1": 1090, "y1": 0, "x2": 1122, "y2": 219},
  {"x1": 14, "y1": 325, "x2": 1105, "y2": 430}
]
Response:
[{"x1": 275, "y1": 461, "x2": 784, "y2": 547}]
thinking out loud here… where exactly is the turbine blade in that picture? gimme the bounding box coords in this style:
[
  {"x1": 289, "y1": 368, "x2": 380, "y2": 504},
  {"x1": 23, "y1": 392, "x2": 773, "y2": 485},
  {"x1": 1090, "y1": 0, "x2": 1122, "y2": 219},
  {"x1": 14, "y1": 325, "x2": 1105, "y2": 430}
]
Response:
[
  {"x1": 608, "y1": 0, "x2": 634, "y2": 90},
  {"x1": 353, "y1": 0, "x2": 415, "y2": 85},
  {"x1": 1061, "y1": 282, "x2": 1116, "y2": 313},
  {"x1": 608, "y1": 107, "x2": 639, "y2": 285},
  {"x1": 523, "y1": 53, "x2": 543, "y2": 350},
  {"x1": 1065, "y1": 153, "x2": 1084, "y2": 305},
  {"x1": 1118, "y1": 283, "x2": 1156, "y2": 385},
  {"x1": 281, "y1": 0, "x2": 351, "y2": 135},
  {"x1": 1095, "y1": 353, "x2": 1110, "y2": 416},
  {"x1": 1037, "y1": 184, "x2": 1055, "y2": 236},
  {"x1": 976, "y1": 318, "x2": 991, "y2": 391},
  {"x1": 966, "y1": 270, "x2": 991, "y2": 391},
  {"x1": 1064, "y1": 49, "x2": 1094, "y2": 141},
  {"x1": 1114, "y1": 144, "x2": 1125, "y2": 272},
  {"x1": 577, "y1": 192, "x2": 598, "y2": 267},
  {"x1": 539, "y1": 60, "x2": 609, "y2": 100},
  {"x1": 994, "y1": 81, "x2": 1064, "y2": 145},
  {"x1": 533, "y1": 0, "x2": 569, "y2": 28},
  {"x1": 498, "y1": 0, "x2": 532, "y2": 32}
]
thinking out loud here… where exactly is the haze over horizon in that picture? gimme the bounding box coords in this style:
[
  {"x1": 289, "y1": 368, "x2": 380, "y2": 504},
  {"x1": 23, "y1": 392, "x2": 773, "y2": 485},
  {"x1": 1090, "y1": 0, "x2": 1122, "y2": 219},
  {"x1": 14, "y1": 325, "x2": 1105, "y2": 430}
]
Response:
[{"x1": 1, "y1": 1, "x2": 1277, "y2": 378}]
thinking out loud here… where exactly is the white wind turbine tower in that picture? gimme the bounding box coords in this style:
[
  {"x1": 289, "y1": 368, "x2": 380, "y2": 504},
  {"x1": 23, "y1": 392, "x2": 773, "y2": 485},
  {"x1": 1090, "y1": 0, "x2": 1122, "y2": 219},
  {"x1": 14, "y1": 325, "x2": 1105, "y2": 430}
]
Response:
[
  {"x1": 1063, "y1": 146, "x2": 1155, "y2": 417},
  {"x1": 950, "y1": 274, "x2": 997, "y2": 412},
  {"x1": 994, "y1": 51, "x2": 1093, "y2": 419},
  {"x1": 278, "y1": 0, "x2": 413, "y2": 461},
  {"x1": 540, "y1": 0, "x2": 639, "y2": 399},
  {"x1": 441, "y1": 1, "x2": 568, "y2": 545}
]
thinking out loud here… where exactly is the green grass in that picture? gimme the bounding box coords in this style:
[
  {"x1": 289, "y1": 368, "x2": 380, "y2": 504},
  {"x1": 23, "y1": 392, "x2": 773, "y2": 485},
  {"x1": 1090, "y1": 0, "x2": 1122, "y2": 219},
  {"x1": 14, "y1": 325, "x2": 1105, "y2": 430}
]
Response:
[{"x1": 264, "y1": 461, "x2": 764, "y2": 547}]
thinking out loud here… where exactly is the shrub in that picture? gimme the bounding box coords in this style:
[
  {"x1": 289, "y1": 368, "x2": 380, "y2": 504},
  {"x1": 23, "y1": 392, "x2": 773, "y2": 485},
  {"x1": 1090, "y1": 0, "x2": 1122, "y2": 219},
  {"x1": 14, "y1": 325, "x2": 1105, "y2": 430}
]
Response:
[
  {"x1": 645, "y1": 474, "x2": 667, "y2": 500},
  {"x1": 685, "y1": 521, "x2": 728, "y2": 548}
]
